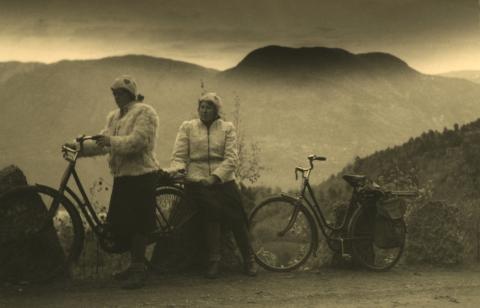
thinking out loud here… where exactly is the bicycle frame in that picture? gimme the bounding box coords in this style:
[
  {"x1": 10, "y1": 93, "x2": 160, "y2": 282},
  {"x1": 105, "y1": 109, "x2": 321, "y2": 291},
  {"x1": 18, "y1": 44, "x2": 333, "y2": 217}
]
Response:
[
  {"x1": 283, "y1": 156, "x2": 362, "y2": 251},
  {"x1": 52, "y1": 141, "x2": 187, "y2": 238},
  {"x1": 48, "y1": 145, "x2": 105, "y2": 236},
  {"x1": 285, "y1": 156, "x2": 418, "y2": 253}
]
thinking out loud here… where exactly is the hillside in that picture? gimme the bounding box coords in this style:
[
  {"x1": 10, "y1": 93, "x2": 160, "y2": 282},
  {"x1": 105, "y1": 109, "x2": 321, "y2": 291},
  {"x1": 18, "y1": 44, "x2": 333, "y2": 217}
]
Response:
[
  {"x1": 2, "y1": 46, "x2": 480, "y2": 188},
  {"x1": 0, "y1": 55, "x2": 217, "y2": 187},
  {"x1": 440, "y1": 70, "x2": 480, "y2": 84},
  {"x1": 315, "y1": 118, "x2": 480, "y2": 205},
  {"x1": 0, "y1": 62, "x2": 43, "y2": 83}
]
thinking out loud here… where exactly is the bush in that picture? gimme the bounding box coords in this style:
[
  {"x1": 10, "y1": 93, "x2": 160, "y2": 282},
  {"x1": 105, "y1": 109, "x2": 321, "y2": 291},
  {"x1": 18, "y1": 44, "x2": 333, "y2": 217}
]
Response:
[{"x1": 405, "y1": 201, "x2": 464, "y2": 265}]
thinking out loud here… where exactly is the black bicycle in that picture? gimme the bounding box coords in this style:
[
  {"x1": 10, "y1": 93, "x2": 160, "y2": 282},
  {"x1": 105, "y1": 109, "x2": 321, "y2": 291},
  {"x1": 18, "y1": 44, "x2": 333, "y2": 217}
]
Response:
[
  {"x1": 248, "y1": 155, "x2": 417, "y2": 272},
  {"x1": 0, "y1": 136, "x2": 191, "y2": 283}
]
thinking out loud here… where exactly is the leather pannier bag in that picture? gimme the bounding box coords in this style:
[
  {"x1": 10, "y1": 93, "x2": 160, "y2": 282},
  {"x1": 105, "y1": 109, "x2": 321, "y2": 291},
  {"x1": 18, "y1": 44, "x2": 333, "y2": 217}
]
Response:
[{"x1": 374, "y1": 197, "x2": 406, "y2": 249}]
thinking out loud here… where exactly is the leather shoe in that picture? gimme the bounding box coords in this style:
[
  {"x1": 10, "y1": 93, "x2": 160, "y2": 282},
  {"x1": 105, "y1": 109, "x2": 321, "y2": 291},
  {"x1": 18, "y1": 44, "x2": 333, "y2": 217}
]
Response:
[
  {"x1": 113, "y1": 267, "x2": 132, "y2": 281},
  {"x1": 121, "y1": 269, "x2": 147, "y2": 290},
  {"x1": 205, "y1": 261, "x2": 220, "y2": 279},
  {"x1": 244, "y1": 255, "x2": 258, "y2": 277}
]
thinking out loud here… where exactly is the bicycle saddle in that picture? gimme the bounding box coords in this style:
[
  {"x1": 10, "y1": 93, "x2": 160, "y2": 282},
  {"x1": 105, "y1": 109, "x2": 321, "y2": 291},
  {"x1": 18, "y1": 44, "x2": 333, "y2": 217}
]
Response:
[{"x1": 342, "y1": 174, "x2": 367, "y2": 187}]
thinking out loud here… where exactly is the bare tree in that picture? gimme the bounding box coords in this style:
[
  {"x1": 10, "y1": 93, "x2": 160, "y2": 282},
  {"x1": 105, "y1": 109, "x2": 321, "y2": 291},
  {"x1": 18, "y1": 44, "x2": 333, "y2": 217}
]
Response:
[{"x1": 231, "y1": 94, "x2": 264, "y2": 185}]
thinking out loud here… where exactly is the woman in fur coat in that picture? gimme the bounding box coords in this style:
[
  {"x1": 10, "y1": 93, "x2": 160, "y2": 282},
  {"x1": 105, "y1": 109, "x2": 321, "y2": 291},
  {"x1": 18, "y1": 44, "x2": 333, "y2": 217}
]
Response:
[
  {"x1": 170, "y1": 92, "x2": 257, "y2": 278},
  {"x1": 70, "y1": 75, "x2": 159, "y2": 289}
]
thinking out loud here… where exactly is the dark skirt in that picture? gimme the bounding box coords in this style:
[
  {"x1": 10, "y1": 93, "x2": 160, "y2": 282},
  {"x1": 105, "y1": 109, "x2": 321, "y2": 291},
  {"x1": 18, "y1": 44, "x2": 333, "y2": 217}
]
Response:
[
  {"x1": 184, "y1": 181, "x2": 248, "y2": 224},
  {"x1": 107, "y1": 172, "x2": 157, "y2": 241}
]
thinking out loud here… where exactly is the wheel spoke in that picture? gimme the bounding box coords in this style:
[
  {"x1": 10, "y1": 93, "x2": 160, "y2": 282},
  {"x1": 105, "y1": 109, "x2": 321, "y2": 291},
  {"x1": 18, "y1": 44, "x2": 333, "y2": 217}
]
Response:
[
  {"x1": 249, "y1": 198, "x2": 315, "y2": 271},
  {"x1": 147, "y1": 186, "x2": 188, "y2": 273}
]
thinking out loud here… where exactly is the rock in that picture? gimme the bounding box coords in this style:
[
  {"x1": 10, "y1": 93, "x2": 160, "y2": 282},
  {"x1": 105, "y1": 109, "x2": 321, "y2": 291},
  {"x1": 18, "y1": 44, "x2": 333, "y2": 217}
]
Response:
[
  {"x1": 0, "y1": 165, "x2": 67, "y2": 283},
  {"x1": 0, "y1": 165, "x2": 28, "y2": 194}
]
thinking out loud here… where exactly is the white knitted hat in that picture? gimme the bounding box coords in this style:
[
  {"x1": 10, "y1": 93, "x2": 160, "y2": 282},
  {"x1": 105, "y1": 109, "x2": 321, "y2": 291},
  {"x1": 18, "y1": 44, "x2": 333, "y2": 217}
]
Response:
[
  {"x1": 111, "y1": 75, "x2": 137, "y2": 96},
  {"x1": 198, "y1": 92, "x2": 223, "y2": 115}
]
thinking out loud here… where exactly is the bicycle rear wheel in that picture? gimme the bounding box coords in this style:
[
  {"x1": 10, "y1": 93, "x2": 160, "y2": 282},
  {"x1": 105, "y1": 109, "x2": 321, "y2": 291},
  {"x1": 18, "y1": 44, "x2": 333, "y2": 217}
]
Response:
[
  {"x1": 248, "y1": 196, "x2": 317, "y2": 272},
  {"x1": 153, "y1": 186, "x2": 189, "y2": 231},
  {"x1": 146, "y1": 185, "x2": 193, "y2": 272},
  {"x1": 348, "y1": 206, "x2": 405, "y2": 271},
  {"x1": 0, "y1": 185, "x2": 84, "y2": 283}
]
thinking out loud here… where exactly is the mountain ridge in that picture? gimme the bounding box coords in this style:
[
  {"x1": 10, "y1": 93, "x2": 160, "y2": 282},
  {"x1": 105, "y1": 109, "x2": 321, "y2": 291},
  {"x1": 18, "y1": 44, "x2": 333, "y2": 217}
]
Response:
[{"x1": 222, "y1": 45, "x2": 416, "y2": 80}]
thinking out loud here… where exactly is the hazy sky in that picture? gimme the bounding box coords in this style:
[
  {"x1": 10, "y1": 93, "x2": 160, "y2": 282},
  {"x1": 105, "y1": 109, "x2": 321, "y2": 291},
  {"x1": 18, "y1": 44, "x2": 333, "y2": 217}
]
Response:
[{"x1": 0, "y1": 0, "x2": 479, "y2": 73}]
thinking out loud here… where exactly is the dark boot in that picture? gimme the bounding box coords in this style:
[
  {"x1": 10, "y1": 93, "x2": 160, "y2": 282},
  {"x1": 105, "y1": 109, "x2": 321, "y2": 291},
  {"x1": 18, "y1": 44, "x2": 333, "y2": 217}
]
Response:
[
  {"x1": 205, "y1": 261, "x2": 220, "y2": 279},
  {"x1": 121, "y1": 234, "x2": 148, "y2": 289},
  {"x1": 244, "y1": 253, "x2": 258, "y2": 277},
  {"x1": 231, "y1": 222, "x2": 258, "y2": 276},
  {"x1": 205, "y1": 223, "x2": 221, "y2": 278},
  {"x1": 113, "y1": 267, "x2": 133, "y2": 281},
  {"x1": 121, "y1": 263, "x2": 147, "y2": 289}
]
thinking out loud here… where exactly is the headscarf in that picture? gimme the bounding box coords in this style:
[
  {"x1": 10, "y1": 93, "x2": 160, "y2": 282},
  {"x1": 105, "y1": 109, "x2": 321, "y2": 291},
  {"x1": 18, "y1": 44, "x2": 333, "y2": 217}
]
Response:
[
  {"x1": 111, "y1": 75, "x2": 144, "y2": 101},
  {"x1": 198, "y1": 92, "x2": 223, "y2": 117}
]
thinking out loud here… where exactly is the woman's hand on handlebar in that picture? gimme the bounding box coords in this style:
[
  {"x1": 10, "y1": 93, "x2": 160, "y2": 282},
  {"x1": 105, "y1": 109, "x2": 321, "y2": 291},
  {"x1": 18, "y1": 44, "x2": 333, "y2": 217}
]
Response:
[{"x1": 95, "y1": 135, "x2": 111, "y2": 147}]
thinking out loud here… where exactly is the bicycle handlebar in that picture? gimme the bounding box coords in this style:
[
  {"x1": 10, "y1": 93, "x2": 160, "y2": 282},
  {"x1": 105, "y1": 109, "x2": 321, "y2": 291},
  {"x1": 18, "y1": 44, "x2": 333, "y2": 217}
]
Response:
[
  {"x1": 308, "y1": 154, "x2": 327, "y2": 161},
  {"x1": 62, "y1": 135, "x2": 103, "y2": 159},
  {"x1": 76, "y1": 135, "x2": 102, "y2": 143},
  {"x1": 295, "y1": 155, "x2": 327, "y2": 179}
]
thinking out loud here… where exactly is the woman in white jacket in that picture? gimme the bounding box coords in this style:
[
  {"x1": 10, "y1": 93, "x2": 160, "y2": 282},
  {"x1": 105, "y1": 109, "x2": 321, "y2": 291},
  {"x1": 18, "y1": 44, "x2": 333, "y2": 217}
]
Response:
[
  {"x1": 74, "y1": 75, "x2": 159, "y2": 289},
  {"x1": 170, "y1": 92, "x2": 257, "y2": 278}
]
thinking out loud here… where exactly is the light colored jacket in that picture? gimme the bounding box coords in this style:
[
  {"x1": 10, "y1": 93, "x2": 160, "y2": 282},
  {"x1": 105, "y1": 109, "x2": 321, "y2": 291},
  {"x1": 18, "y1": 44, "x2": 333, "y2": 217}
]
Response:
[
  {"x1": 82, "y1": 102, "x2": 160, "y2": 177},
  {"x1": 170, "y1": 118, "x2": 238, "y2": 183}
]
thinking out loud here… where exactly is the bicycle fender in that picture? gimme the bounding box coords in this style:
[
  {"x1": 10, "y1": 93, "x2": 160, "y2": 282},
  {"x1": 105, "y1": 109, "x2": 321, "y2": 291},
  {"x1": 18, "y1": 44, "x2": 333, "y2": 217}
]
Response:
[{"x1": 156, "y1": 185, "x2": 184, "y2": 195}]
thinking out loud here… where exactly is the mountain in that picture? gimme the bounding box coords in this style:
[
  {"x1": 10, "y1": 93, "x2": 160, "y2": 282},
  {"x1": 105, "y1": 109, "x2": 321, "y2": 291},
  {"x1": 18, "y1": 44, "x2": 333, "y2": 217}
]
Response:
[
  {"x1": 223, "y1": 45, "x2": 413, "y2": 79},
  {"x1": 440, "y1": 70, "x2": 480, "y2": 84},
  {"x1": 0, "y1": 55, "x2": 217, "y2": 187},
  {"x1": 2, "y1": 46, "x2": 480, "y2": 189}
]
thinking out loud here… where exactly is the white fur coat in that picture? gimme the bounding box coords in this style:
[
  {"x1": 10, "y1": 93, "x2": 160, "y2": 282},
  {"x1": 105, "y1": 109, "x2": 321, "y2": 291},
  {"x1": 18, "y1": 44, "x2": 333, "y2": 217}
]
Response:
[{"x1": 82, "y1": 102, "x2": 159, "y2": 177}]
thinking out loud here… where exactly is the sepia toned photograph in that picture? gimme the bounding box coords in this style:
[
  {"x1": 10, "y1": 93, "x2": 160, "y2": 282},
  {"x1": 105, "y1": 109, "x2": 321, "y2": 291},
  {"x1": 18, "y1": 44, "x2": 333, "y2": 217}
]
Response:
[{"x1": 1, "y1": 0, "x2": 480, "y2": 306}]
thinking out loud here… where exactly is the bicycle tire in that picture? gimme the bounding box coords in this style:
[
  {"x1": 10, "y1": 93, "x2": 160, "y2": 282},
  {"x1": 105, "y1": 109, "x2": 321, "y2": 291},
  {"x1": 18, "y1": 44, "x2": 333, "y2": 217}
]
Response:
[
  {"x1": 248, "y1": 196, "x2": 318, "y2": 272},
  {"x1": 145, "y1": 185, "x2": 190, "y2": 272},
  {"x1": 0, "y1": 185, "x2": 85, "y2": 283},
  {"x1": 154, "y1": 185, "x2": 187, "y2": 231},
  {"x1": 348, "y1": 205, "x2": 405, "y2": 271}
]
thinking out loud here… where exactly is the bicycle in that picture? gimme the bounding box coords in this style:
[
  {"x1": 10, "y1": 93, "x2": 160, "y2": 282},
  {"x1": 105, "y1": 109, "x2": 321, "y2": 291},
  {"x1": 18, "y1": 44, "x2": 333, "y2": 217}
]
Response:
[
  {"x1": 248, "y1": 154, "x2": 417, "y2": 272},
  {"x1": 0, "y1": 136, "x2": 192, "y2": 283}
]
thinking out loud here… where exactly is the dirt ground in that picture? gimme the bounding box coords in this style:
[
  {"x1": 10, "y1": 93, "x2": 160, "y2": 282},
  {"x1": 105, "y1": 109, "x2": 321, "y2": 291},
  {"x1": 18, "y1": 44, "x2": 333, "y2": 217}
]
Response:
[{"x1": 1, "y1": 265, "x2": 480, "y2": 307}]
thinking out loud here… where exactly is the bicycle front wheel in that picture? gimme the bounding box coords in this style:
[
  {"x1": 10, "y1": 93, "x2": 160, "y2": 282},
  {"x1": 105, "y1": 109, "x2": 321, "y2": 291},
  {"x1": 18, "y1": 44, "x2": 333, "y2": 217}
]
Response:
[
  {"x1": 248, "y1": 196, "x2": 317, "y2": 272},
  {"x1": 348, "y1": 206, "x2": 405, "y2": 271},
  {"x1": 0, "y1": 185, "x2": 84, "y2": 283}
]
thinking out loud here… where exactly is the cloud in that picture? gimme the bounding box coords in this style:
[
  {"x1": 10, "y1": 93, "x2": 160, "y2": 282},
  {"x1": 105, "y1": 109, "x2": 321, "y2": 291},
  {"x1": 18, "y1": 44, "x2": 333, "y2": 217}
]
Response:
[{"x1": 0, "y1": 0, "x2": 478, "y2": 72}]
